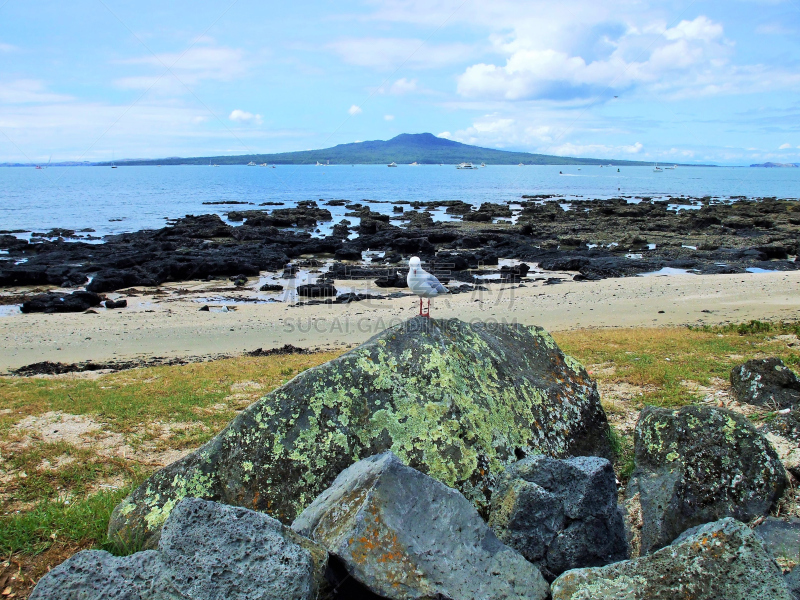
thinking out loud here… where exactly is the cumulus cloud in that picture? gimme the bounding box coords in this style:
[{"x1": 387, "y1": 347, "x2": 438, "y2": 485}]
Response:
[
  {"x1": 779, "y1": 143, "x2": 792, "y2": 149},
  {"x1": 229, "y1": 109, "x2": 262, "y2": 125},
  {"x1": 384, "y1": 114, "x2": 395, "y2": 120},
  {"x1": 663, "y1": 16, "x2": 723, "y2": 42},
  {"x1": 389, "y1": 78, "x2": 419, "y2": 94},
  {"x1": 348, "y1": 104, "x2": 363, "y2": 115}
]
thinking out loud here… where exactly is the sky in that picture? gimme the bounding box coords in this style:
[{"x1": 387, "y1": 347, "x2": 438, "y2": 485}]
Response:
[{"x1": 1, "y1": 0, "x2": 799, "y2": 165}]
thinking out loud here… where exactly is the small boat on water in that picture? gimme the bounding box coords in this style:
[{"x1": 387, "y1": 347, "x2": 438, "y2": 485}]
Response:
[
  {"x1": 653, "y1": 163, "x2": 663, "y2": 172},
  {"x1": 481, "y1": 163, "x2": 486, "y2": 167},
  {"x1": 665, "y1": 165, "x2": 677, "y2": 170},
  {"x1": 456, "y1": 162, "x2": 476, "y2": 169},
  {"x1": 247, "y1": 161, "x2": 257, "y2": 166},
  {"x1": 410, "y1": 161, "x2": 419, "y2": 166},
  {"x1": 387, "y1": 162, "x2": 398, "y2": 167},
  {"x1": 518, "y1": 163, "x2": 524, "y2": 166}
]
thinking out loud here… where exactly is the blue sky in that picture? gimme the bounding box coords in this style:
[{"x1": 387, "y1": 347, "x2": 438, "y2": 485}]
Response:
[{"x1": 1, "y1": 0, "x2": 799, "y2": 165}]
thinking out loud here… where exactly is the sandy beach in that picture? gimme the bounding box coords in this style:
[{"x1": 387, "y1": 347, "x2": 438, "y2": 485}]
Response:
[{"x1": 1, "y1": 270, "x2": 798, "y2": 373}]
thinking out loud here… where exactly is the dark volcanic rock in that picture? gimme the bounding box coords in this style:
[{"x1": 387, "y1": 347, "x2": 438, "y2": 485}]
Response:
[
  {"x1": 259, "y1": 283, "x2": 284, "y2": 292},
  {"x1": 21, "y1": 291, "x2": 102, "y2": 314},
  {"x1": 731, "y1": 358, "x2": 800, "y2": 408},
  {"x1": 296, "y1": 283, "x2": 337, "y2": 298},
  {"x1": 625, "y1": 405, "x2": 786, "y2": 556},
  {"x1": 31, "y1": 498, "x2": 327, "y2": 600},
  {"x1": 104, "y1": 299, "x2": 127, "y2": 309},
  {"x1": 755, "y1": 517, "x2": 800, "y2": 565},
  {"x1": 108, "y1": 318, "x2": 611, "y2": 548},
  {"x1": 489, "y1": 455, "x2": 627, "y2": 581},
  {"x1": 293, "y1": 452, "x2": 550, "y2": 600},
  {"x1": 373, "y1": 271, "x2": 408, "y2": 288},
  {"x1": 551, "y1": 518, "x2": 792, "y2": 600}
]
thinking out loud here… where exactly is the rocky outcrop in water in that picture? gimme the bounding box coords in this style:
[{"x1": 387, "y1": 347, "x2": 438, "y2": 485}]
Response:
[
  {"x1": 108, "y1": 317, "x2": 611, "y2": 548},
  {"x1": 31, "y1": 498, "x2": 327, "y2": 600},
  {"x1": 625, "y1": 405, "x2": 786, "y2": 556},
  {"x1": 292, "y1": 451, "x2": 550, "y2": 600},
  {"x1": 489, "y1": 455, "x2": 627, "y2": 581},
  {"x1": 551, "y1": 518, "x2": 793, "y2": 600}
]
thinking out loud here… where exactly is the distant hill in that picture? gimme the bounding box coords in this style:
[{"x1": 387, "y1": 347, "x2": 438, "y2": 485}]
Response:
[
  {"x1": 98, "y1": 133, "x2": 701, "y2": 167},
  {"x1": 750, "y1": 162, "x2": 799, "y2": 168}
]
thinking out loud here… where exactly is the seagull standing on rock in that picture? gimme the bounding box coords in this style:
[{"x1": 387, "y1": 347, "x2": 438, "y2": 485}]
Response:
[{"x1": 407, "y1": 256, "x2": 448, "y2": 317}]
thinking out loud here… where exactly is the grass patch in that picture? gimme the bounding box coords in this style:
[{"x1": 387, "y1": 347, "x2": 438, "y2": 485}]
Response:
[{"x1": 553, "y1": 323, "x2": 800, "y2": 408}]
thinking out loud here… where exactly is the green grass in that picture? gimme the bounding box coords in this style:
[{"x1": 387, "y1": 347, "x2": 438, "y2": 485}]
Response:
[{"x1": 553, "y1": 323, "x2": 800, "y2": 409}]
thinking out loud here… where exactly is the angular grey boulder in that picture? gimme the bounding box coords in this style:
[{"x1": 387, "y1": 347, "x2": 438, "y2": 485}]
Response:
[
  {"x1": 109, "y1": 317, "x2": 611, "y2": 548},
  {"x1": 292, "y1": 451, "x2": 550, "y2": 600},
  {"x1": 625, "y1": 405, "x2": 786, "y2": 556},
  {"x1": 551, "y1": 518, "x2": 793, "y2": 600},
  {"x1": 755, "y1": 517, "x2": 800, "y2": 566},
  {"x1": 731, "y1": 357, "x2": 800, "y2": 408},
  {"x1": 31, "y1": 498, "x2": 327, "y2": 600},
  {"x1": 489, "y1": 455, "x2": 627, "y2": 581}
]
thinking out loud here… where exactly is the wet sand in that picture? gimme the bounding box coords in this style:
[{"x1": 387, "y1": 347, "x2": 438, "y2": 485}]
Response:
[{"x1": 1, "y1": 271, "x2": 799, "y2": 373}]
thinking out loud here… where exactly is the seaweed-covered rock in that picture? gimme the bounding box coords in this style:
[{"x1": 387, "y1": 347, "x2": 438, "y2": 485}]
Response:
[
  {"x1": 731, "y1": 358, "x2": 800, "y2": 408},
  {"x1": 109, "y1": 317, "x2": 611, "y2": 548},
  {"x1": 489, "y1": 455, "x2": 627, "y2": 581},
  {"x1": 551, "y1": 518, "x2": 792, "y2": 600},
  {"x1": 31, "y1": 498, "x2": 327, "y2": 600},
  {"x1": 625, "y1": 405, "x2": 786, "y2": 556},
  {"x1": 292, "y1": 451, "x2": 549, "y2": 600}
]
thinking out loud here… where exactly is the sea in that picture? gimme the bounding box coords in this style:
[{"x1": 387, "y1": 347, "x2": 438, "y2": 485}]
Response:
[{"x1": 1, "y1": 164, "x2": 797, "y2": 240}]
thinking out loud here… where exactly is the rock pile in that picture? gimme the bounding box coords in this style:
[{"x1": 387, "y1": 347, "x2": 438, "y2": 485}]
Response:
[{"x1": 108, "y1": 317, "x2": 611, "y2": 549}]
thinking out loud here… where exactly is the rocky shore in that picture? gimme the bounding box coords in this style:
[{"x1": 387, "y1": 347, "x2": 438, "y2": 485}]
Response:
[
  {"x1": 27, "y1": 319, "x2": 800, "y2": 599},
  {"x1": 1, "y1": 196, "x2": 798, "y2": 297}
]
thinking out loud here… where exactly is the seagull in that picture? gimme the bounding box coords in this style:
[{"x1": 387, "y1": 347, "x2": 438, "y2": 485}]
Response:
[{"x1": 407, "y1": 256, "x2": 448, "y2": 317}]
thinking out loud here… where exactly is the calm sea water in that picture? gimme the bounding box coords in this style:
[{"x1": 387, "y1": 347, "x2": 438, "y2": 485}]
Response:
[{"x1": 1, "y1": 165, "x2": 797, "y2": 239}]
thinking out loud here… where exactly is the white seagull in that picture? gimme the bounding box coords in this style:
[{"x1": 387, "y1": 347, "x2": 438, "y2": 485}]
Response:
[{"x1": 407, "y1": 256, "x2": 448, "y2": 317}]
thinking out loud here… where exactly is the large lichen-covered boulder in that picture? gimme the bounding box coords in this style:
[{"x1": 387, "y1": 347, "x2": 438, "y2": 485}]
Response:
[
  {"x1": 551, "y1": 518, "x2": 793, "y2": 600},
  {"x1": 489, "y1": 455, "x2": 627, "y2": 581},
  {"x1": 625, "y1": 405, "x2": 786, "y2": 556},
  {"x1": 30, "y1": 498, "x2": 327, "y2": 600},
  {"x1": 731, "y1": 358, "x2": 800, "y2": 408},
  {"x1": 109, "y1": 317, "x2": 610, "y2": 548},
  {"x1": 292, "y1": 451, "x2": 550, "y2": 600}
]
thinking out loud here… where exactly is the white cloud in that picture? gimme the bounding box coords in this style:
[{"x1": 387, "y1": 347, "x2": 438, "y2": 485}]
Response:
[
  {"x1": 0, "y1": 42, "x2": 16, "y2": 52},
  {"x1": 0, "y1": 80, "x2": 73, "y2": 104},
  {"x1": 328, "y1": 37, "x2": 472, "y2": 70},
  {"x1": 438, "y1": 131, "x2": 452, "y2": 139},
  {"x1": 389, "y1": 78, "x2": 418, "y2": 94},
  {"x1": 779, "y1": 143, "x2": 792, "y2": 149},
  {"x1": 229, "y1": 109, "x2": 262, "y2": 125},
  {"x1": 114, "y1": 43, "x2": 248, "y2": 92},
  {"x1": 546, "y1": 141, "x2": 644, "y2": 157},
  {"x1": 663, "y1": 16, "x2": 723, "y2": 42},
  {"x1": 348, "y1": 104, "x2": 363, "y2": 115},
  {"x1": 384, "y1": 114, "x2": 395, "y2": 121}
]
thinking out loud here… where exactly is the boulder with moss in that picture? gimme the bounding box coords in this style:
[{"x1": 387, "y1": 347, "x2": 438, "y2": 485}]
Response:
[
  {"x1": 108, "y1": 316, "x2": 611, "y2": 548},
  {"x1": 731, "y1": 357, "x2": 800, "y2": 408},
  {"x1": 551, "y1": 518, "x2": 792, "y2": 600},
  {"x1": 625, "y1": 405, "x2": 786, "y2": 556}
]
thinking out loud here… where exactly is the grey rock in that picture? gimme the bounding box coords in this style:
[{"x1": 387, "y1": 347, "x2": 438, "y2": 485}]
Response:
[
  {"x1": 31, "y1": 498, "x2": 326, "y2": 600},
  {"x1": 786, "y1": 566, "x2": 800, "y2": 600},
  {"x1": 109, "y1": 317, "x2": 611, "y2": 548},
  {"x1": 489, "y1": 455, "x2": 627, "y2": 581},
  {"x1": 625, "y1": 405, "x2": 786, "y2": 556},
  {"x1": 755, "y1": 517, "x2": 800, "y2": 565},
  {"x1": 551, "y1": 517, "x2": 792, "y2": 600},
  {"x1": 731, "y1": 357, "x2": 800, "y2": 408},
  {"x1": 292, "y1": 451, "x2": 550, "y2": 600}
]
